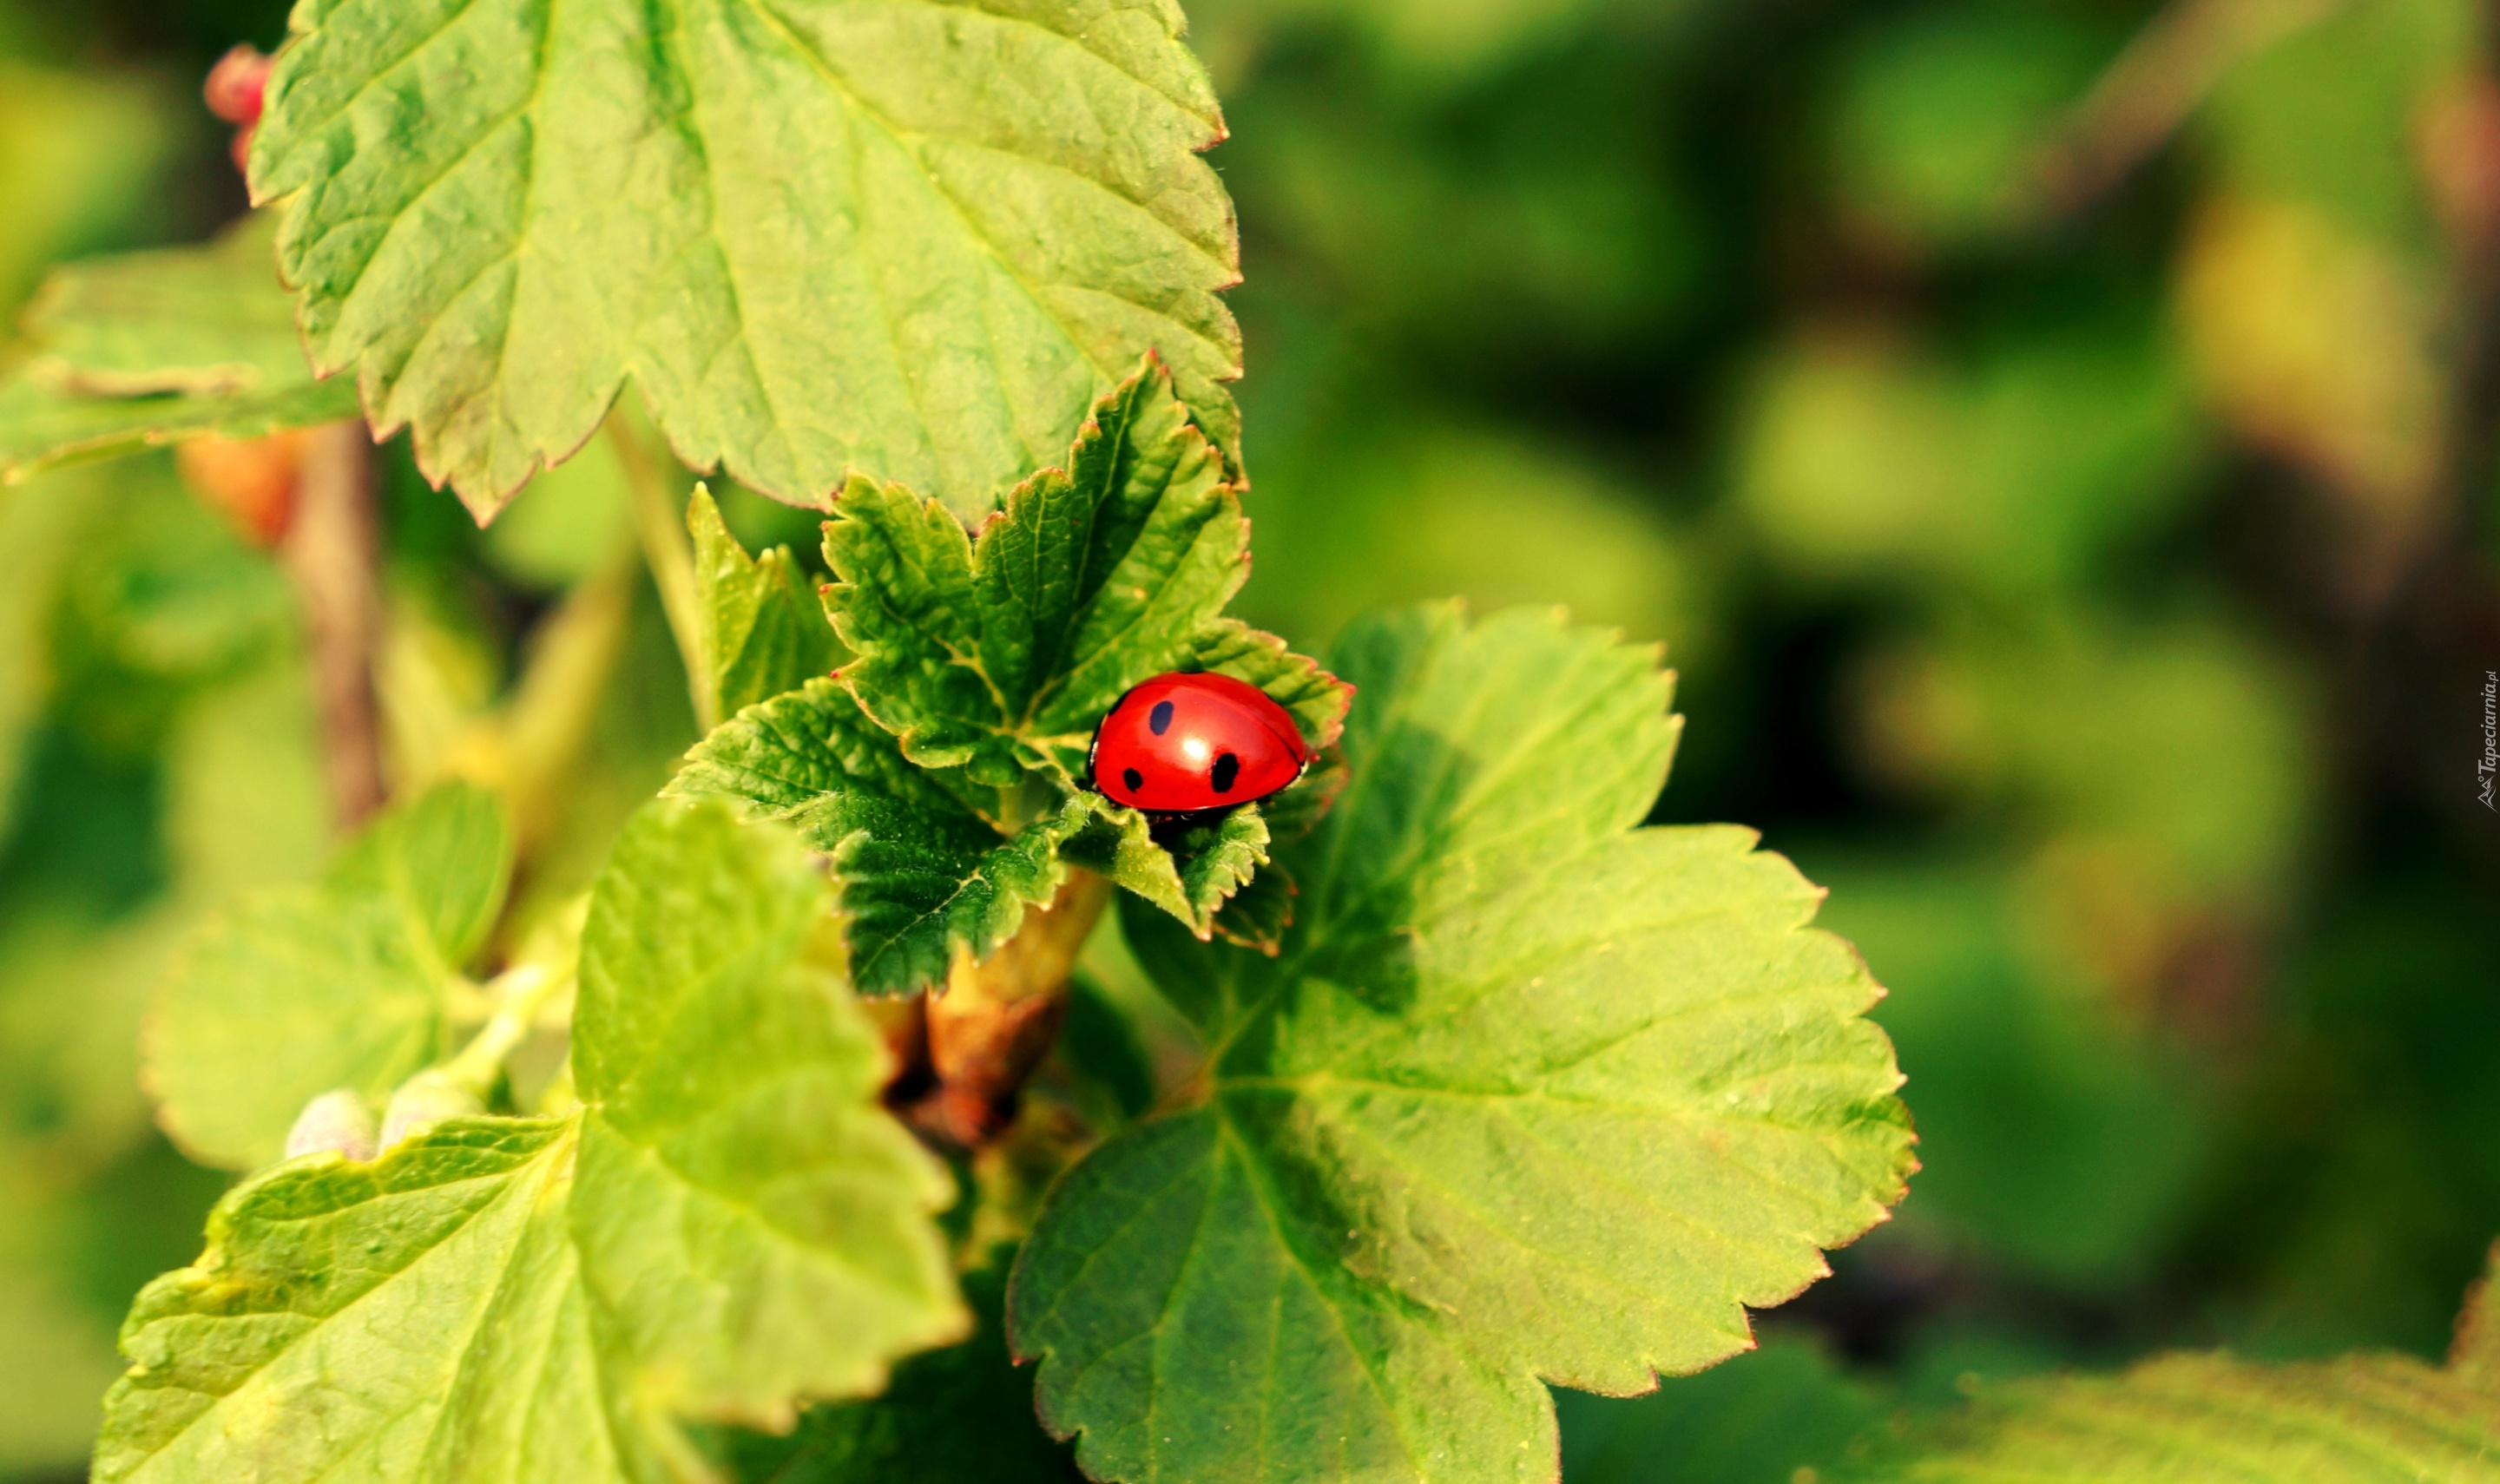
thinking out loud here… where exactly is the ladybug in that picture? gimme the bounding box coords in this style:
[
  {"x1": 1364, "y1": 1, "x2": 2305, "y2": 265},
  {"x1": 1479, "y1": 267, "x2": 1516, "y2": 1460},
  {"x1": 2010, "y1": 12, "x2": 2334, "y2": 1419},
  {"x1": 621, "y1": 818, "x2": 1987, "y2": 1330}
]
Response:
[{"x1": 1089, "y1": 673, "x2": 1313, "y2": 815}]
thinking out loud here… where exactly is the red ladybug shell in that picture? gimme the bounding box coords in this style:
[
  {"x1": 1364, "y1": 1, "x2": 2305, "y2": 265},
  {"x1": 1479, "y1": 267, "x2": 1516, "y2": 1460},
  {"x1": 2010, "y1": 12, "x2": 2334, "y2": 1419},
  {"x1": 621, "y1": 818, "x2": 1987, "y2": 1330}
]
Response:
[{"x1": 1089, "y1": 673, "x2": 1313, "y2": 814}]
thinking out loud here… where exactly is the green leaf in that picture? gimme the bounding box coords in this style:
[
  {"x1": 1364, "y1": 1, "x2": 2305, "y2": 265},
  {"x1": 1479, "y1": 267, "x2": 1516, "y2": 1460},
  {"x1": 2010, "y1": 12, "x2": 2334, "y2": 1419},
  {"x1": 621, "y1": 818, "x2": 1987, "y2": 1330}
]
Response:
[
  {"x1": 827, "y1": 359, "x2": 1316, "y2": 785},
  {"x1": 0, "y1": 214, "x2": 360, "y2": 484},
  {"x1": 99, "y1": 799, "x2": 964, "y2": 1484},
  {"x1": 251, "y1": 0, "x2": 1242, "y2": 523},
  {"x1": 666, "y1": 678, "x2": 1073, "y2": 995},
  {"x1": 147, "y1": 781, "x2": 514, "y2": 1169},
  {"x1": 689, "y1": 370, "x2": 1345, "y2": 986},
  {"x1": 567, "y1": 798, "x2": 968, "y2": 1414},
  {"x1": 1009, "y1": 603, "x2": 1914, "y2": 1484},
  {"x1": 689, "y1": 484, "x2": 840, "y2": 722},
  {"x1": 1058, "y1": 791, "x2": 1269, "y2": 938},
  {"x1": 723, "y1": 1254, "x2": 1083, "y2": 1484},
  {"x1": 1840, "y1": 1252, "x2": 2500, "y2": 1483},
  {"x1": 24, "y1": 213, "x2": 313, "y2": 397}
]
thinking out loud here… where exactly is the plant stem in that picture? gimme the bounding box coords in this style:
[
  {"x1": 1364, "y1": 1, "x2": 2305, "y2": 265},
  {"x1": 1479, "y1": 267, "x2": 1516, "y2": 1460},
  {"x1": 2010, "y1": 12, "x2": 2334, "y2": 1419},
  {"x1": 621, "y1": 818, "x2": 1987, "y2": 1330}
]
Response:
[
  {"x1": 905, "y1": 870, "x2": 1111, "y2": 1148},
  {"x1": 444, "y1": 962, "x2": 571, "y2": 1093},
  {"x1": 608, "y1": 416, "x2": 714, "y2": 732},
  {"x1": 2037, "y1": 0, "x2": 2345, "y2": 216},
  {"x1": 282, "y1": 421, "x2": 387, "y2": 831}
]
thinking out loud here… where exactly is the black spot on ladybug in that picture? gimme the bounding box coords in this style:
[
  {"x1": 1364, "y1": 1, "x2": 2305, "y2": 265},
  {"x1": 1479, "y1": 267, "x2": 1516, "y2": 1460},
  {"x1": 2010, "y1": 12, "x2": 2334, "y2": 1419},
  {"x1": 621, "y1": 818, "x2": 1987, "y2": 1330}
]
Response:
[
  {"x1": 1122, "y1": 767, "x2": 1144, "y2": 792},
  {"x1": 1211, "y1": 752, "x2": 1240, "y2": 794},
  {"x1": 1148, "y1": 699, "x2": 1174, "y2": 735}
]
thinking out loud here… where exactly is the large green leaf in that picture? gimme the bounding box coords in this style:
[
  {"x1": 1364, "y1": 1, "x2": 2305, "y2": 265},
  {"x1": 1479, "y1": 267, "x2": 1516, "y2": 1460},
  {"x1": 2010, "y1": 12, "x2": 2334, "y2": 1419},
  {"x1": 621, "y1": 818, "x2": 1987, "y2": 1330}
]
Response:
[
  {"x1": 1009, "y1": 604, "x2": 1915, "y2": 1484},
  {"x1": 0, "y1": 214, "x2": 359, "y2": 485},
  {"x1": 98, "y1": 799, "x2": 964, "y2": 1484},
  {"x1": 1841, "y1": 1254, "x2": 2500, "y2": 1482},
  {"x1": 826, "y1": 359, "x2": 1343, "y2": 786},
  {"x1": 689, "y1": 484, "x2": 840, "y2": 723},
  {"x1": 250, "y1": 0, "x2": 1243, "y2": 522},
  {"x1": 146, "y1": 780, "x2": 514, "y2": 1170}
]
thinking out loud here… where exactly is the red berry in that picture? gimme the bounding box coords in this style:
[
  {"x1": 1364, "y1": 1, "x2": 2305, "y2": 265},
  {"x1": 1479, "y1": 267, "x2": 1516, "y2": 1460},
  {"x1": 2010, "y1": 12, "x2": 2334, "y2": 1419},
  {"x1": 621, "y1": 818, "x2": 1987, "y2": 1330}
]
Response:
[
  {"x1": 1089, "y1": 673, "x2": 1313, "y2": 815},
  {"x1": 204, "y1": 45, "x2": 270, "y2": 128}
]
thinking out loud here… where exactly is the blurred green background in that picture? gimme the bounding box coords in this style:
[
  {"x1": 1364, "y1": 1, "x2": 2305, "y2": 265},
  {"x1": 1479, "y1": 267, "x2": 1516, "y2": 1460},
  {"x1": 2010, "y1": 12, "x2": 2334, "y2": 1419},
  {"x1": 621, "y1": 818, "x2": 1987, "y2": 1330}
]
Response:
[{"x1": 3, "y1": 0, "x2": 2498, "y2": 1480}]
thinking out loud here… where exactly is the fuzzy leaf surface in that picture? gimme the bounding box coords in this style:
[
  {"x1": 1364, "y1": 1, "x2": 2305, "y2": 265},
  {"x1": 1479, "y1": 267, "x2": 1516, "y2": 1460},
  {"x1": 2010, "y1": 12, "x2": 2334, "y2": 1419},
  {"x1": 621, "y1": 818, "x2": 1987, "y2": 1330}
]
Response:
[
  {"x1": 667, "y1": 678, "x2": 1070, "y2": 995},
  {"x1": 0, "y1": 215, "x2": 358, "y2": 483},
  {"x1": 1842, "y1": 1258, "x2": 2500, "y2": 1484},
  {"x1": 99, "y1": 799, "x2": 964, "y2": 1484},
  {"x1": 251, "y1": 0, "x2": 1242, "y2": 522},
  {"x1": 690, "y1": 484, "x2": 840, "y2": 721},
  {"x1": 826, "y1": 361, "x2": 1334, "y2": 786},
  {"x1": 1010, "y1": 604, "x2": 1916, "y2": 1484},
  {"x1": 147, "y1": 780, "x2": 513, "y2": 1169}
]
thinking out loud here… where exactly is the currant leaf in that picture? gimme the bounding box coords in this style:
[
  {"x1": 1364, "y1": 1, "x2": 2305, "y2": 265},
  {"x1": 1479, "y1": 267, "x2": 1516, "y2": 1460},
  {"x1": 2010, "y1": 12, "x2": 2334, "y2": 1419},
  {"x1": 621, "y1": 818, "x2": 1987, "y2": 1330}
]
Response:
[
  {"x1": 97, "y1": 799, "x2": 964, "y2": 1484},
  {"x1": 146, "y1": 780, "x2": 514, "y2": 1170},
  {"x1": 250, "y1": 0, "x2": 1241, "y2": 522},
  {"x1": 665, "y1": 678, "x2": 1075, "y2": 995},
  {"x1": 825, "y1": 358, "x2": 1331, "y2": 788},
  {"x1": 1008, "y1": 604, "x2": 1915, "y2": 1484},
  {"x1": 0, "y1": 214, "x2": 359, "y2": 484}
]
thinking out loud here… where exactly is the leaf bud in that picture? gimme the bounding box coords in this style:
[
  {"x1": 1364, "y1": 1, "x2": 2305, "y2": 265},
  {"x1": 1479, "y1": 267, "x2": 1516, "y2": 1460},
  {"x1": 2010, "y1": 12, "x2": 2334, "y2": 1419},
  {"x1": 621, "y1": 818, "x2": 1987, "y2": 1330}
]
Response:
[
  {"x1": 283, "y1": 1088, "x2": 378, "y2": 1162},
  {"x1": 379, "y1": 1070, "x2": 488, "y2": 1149}
]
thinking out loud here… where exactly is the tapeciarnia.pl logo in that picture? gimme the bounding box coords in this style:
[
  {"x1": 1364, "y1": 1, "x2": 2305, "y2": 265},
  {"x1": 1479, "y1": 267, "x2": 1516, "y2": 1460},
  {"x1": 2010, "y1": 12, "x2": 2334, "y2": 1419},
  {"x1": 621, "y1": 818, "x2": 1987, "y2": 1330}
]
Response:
[{"x1": 2481, "y1": 670, "x2": 2497, "y2": 811}]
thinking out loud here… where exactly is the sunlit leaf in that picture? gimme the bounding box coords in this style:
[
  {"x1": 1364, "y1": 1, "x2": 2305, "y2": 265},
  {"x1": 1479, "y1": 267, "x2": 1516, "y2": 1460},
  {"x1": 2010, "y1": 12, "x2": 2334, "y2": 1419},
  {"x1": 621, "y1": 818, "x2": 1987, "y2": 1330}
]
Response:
[
  {"x1": 251, "y1": 0, "x2": 1242, "y2": 522},
  {"x1": 1010, "y1": 604, "x2": 1913, "y2": 1484},
  {"x1": 99, "y1": 799, "x2": 964, "y2": 1484}
]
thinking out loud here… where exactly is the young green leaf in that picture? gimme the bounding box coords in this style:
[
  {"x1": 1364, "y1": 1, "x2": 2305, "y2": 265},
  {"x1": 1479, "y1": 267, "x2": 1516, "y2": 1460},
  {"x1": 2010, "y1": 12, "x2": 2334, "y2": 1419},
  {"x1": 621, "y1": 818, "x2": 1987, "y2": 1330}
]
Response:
[
  {"x1": 146, "y1": 780, "x2": 514, "y2": 1170},
  {"x1": 656, "y1": 364, "x2": 1338, "y2": 978},
  {"x1": 1839, "y1": 1251, "x2": 2500, "y2": 1482},
  {"x1": 250, "y1": 0, "x2": 1242, "y2": 523},
  {"x1": 1057, "y1": 791, "x2": 1271, "y2": 937},
  {"x1": 666, "y1": 678, "x2": 1076, "y2": 995},
  {"x1": 99, "y1": 799, "x2": 964, "y2": 1484},
  {"x1": 689, "y1": 484, "x2": 840, "y2": 723},
  {"x1": 826, "y1": 359, "x2": 1331, "y2": 787},
  {"x1": 1009, "y1": 604, "x2": 1916, "y2": 1484}
]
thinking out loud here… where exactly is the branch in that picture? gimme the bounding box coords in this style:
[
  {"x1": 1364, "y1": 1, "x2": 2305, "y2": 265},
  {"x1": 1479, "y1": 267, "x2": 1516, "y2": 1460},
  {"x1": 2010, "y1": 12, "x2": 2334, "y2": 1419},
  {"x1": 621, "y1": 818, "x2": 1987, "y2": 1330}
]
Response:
[
  {"x1": 2036, "y1": 0, "x2": 2345, "y2": 217},
  {"x1": 281, "y1": 421, "x2": 386, "y2": 831}
]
